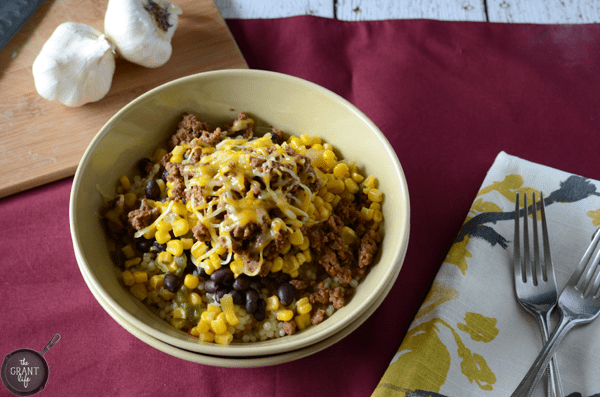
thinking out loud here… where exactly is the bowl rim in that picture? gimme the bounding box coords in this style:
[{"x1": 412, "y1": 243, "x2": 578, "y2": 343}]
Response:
[{"x1": 70, "y1": 68, "x2": 410, "y2": 357}]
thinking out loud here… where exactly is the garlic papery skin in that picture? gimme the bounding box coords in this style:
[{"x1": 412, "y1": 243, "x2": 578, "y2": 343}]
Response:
[
  {"x1": 32, "y1": 22, "x2": 116, "y2": 107},
  {"x1": 104, "y1": 0, "x2": 182, "y2": 68}
]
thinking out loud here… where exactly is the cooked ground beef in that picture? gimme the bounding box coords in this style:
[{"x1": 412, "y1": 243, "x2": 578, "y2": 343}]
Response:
[
  {"x1": 128, "y1": 204, "x2": 161, "y2": 230},
  {"x1": 169, "y1": 113, "x2": 223, "y2": 149}
]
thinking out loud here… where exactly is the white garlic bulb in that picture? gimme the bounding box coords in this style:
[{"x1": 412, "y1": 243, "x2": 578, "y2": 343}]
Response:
[
  {"x1": 104, "y1": 0, "x2": 182, "y2": 68},
  {"x1": 32, "y1": 22, "x2": 116, "y2": 107}
]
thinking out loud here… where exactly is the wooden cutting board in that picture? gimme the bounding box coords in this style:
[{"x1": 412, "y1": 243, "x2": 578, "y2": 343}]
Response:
[{"x1": 0, "y1": 0, "x2": 248, "y2": 199}]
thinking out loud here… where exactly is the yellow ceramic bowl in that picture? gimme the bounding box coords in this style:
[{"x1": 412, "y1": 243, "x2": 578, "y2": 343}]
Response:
[{"x1": 70, "y1": 69, "x2": 410, "y2": 358}]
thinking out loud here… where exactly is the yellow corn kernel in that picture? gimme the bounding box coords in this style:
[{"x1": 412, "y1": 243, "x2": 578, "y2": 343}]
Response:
[
  {"x1": 191, "y1": 241, "x2": 207, "y2": 258},
  {"x1": 322, "y1": 150, "x2": 336, "y2": 169},
  {"x1": 360, "y1": 207, "x2": 375, "y2": 221},
  {"x1": 296, "y1": 297, "x2": 312, "y2": 315},
  {"x1": 271, "y1": 256, "x2": 284, "y2": 272},
  {"x1": 190, "y1": 326, "x2": 200, "y2": 337},
  {"x1": 276, "y1": 310, "x2": 294, "y2": 321},
  {"x1": 172, "y1": 201, "x2": 188, "y2": 217},
  {"x1": 215, "y1": 245, "x2": 227, "y2": 255},
  {"x1": 200, "y1": 260, "x2": 215, "y2": 276},
  {"x1": 170, "y1": 154, "x2": 183, "y2": 163},
  {"x1": 351, "y1": 172, "x2": 365, "y2": 183},
  {"x1": 133, "y1": 270, "x2": 148, "y2": 284},
  {"x1": 327, "y1": 179, "x2": 345, "y2": 194},
  {"x1": 331, "y1": 194, "x2": 342, "y2": 208},
  {"x1": 121, "y1": 244, "x2": 135, "y2": 259},
  {"x1": 168, "y1": 261, "x2": 179, "y2": 273},
  {"x1": 302, "y1": 249, "x2": 312, "y2": 263},
  {"x1": 310, "y1": 136, "x2": 322, "y2": 145},
  {"x1": 323, "y1": 202, "x2": 333, "y2": 213},
  {"x1": 184, "y1": 274, "x2": 200, "y2": 290},
  {"x1": 296, "y1": 252, "x2": 307, "y2": 265},
  {"x1": 207, "y1": 304, "x2": 222, "y2": 314},
  {"x1": 341, "y1": 226, "x2": 358, "y2": 245},
  {"x1": 266, "y1": 295, "x2": 280, "y2": 311},
  {"x1": 368, "y1": 188, "x2": 383, "y2": 203},
  {"x1": 322, "y1": 191, "x2": 335, "y2": 203},
  {"x1": 124, "y1": 192, "x2": 137, "y2": 208},
  {"x1": 119, "y1": 175, "x2": 131, "y2": 191},
  {"x1": 158, "y1": 288, "x2": 175, "y2": 300},
  {"x1": 323, "y1": 143, "x2": 333, "y2": 151},
  {"x1": 201, "y1": 311, "x2": 217, "y2": 322},
  {"x1": 281, "y1": 240, "x2": 292, "y2": 255},
  {"x1": 333, "y1": 163, "x2": 350, "y2": 179},
  {"x1": 181, "y1": 238, "x2": 194, "y2": 250},
  {"x1": 122, "y1": 270, "x2": 134, "y2": 286},
  {"x1": 130, "y1": 283, "x2": 147, "y2": 301},
  {"x1": 314, "y1": 195, "x2": 325, "y2": 209},
  {"x1": 196, "y1": 319, "x2": 210, "y2": 334},
  {"x1": 225, "y1": 310, "x2": 239, "y2": 326},
  {"x1": 153, "y1": 148, "x2": 168, "y2": 162},
  {"x1": 340, "y1": 191, "x2": 355, "y2": 202},
  {"x1": 172, "y1": 218, "x2": 189, "y2": 237},
  {"x1": 312, "y1": 143, "x2": 324, "y2": 151},
  {"x1": 364, "y1": 175, "x2": 377, "y2": 189},
  {"x1": 155, "y1": 229, "x2": 171, "y2": 244},
  {"x1": 289, "y1": 229, "x2": 304, "y2": 246},
  {"x1": 344, "y1": 178, "x2": 359, "y2": 194},
  {"x1": 149, "y1": 275, "x2": 164, "y2": 290},
  {"x1": 156, "y1": 221, "x2": 172, "y2": 232},
  {"x1": 220, "y1": 294, "x2": 234, "y2": 313},
  {"x1": 211, "y1": 317, "x2": 228, "y2": 335},
  {"x1": 295, "y1": 313, "x2": 311, "y2": 330},
  {"x1": 318, "y1": 206, "x2": 330, "y2": 220},
  {"x1": 170, "y1": 318, "x2": 186, "y2": 330},
  {"x1": 300, "y1": 134, "x2": 312, "y2": 146},
  {"x1": 289, "y1": 269, "x2": 299, "y2": 278},
  {"x1": 298, "y1": 236, "x2": 310, "y2": 251},
  {"x1": 156, "y1": 251, "x2": 173, "y2": 265},
  {"x1": 230, "y1": 257, "x2": 245, "y2": 276},
  {"x1": 173, "y1": 307, "x2": 187, "y2": 319},
  {"x1": 215, "y1": 332, "x2": 233, "y2": 345},
  {"x1": 188, "y1": 292, "x2": 202, "y2": 305},
  {"x1": 167, "y1": 239, "x2": 184, "y2": 256},
  {"x1": 124, "y1": 257, "x2": 141, "y2": 268},
  {"x1": 288, "y1": 136, "x2": 303, "y2": 150},
  {"x1": 199, "y1": 332, "x2": 215, "y2": 343},
  {"x1": 373, "y1": 209, "x2": 383, "y2": 223},
  {"x1": 369, "y1": 202, "x2": 381, "y2": 211}
]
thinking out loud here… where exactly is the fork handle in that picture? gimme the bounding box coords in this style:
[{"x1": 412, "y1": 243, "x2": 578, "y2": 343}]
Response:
[
  {"x1": 512, "y1": 314, "x2": 575, "y2": 397},
  {"x1": 539, "y1": 311, "x2": 564, "y2": 397}
]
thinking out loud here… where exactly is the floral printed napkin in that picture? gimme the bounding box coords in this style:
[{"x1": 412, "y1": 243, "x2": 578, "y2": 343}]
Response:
[{"x1": 373, "y1": 152, "x2": 600, "y2": 397}]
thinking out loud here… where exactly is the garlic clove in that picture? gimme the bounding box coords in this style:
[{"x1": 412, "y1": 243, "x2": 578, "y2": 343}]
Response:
[
  {"x1": 104, "y1": 0, "x2": 182, "y2": 68},
  {"x1": 32, "y1": 22, "x2": 116, "y2": 107}
]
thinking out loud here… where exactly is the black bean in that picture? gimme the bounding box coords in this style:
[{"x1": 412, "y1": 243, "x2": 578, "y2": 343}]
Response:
[
  {"x1": 153, "y1": 241, "x2": 167, "y2": 251},
  {"x1": 184, "y1": 255, "x2": 196, "y2": 275},
  {"x1": 137, "y1": 158, "x2": 153, "y2": 176},
  {"x1": 145, "y1": 179, "x2": 161, "y2": 200},
  {"x1": 245, "y1": 289, "x2": 259, "y2": 314},
  {"x1": 260, "y1": 276, "x2": 274, "y2": 288},
  {"x1": 111, "y1": 249, "x2": 125, "y2": 267},
  {"x1": 274, "y1": 272, "x2": 291, "y2": 285},
  {"x1": 160, "y1": 168, "x2": 169, "y2": 181},
  {"x1": 253, "y1": 299, "x2": 266, "y2": 321},
  {"x1": 164, "y1": 274, "x2": 181, "y2": 293},
  {"x1": 233, "y1": 275, "x2": 251, "y2": 291},
  {"x1": 211, "y1": 268, "x2": 232, "y2": 285},
  {"x1": 278, "y1": 282, "x2": 295, "y2": 306},
  {"x1": 215, "y1": 289, "x2": 228, "y2": 302},
  {"x1": 197, "y1": 267, "x2": 209, "y2": 280},
  {"x1": 204, "y1": 279, "x2": 218, "y2": 294},
  {"x1": 135, "y1": 239, "x2": 152, "y2": 253},
  {"x1": 230, "y1": 290, "x2": 244, "y2": 305},
  {"x1": 249, "y1": 281, "x2": 261, "y2": 292}
]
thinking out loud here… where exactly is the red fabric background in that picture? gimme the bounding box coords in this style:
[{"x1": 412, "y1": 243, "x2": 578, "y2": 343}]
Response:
[{"x1": 2, "y1": 16, "x2": 600, "y2": 396}]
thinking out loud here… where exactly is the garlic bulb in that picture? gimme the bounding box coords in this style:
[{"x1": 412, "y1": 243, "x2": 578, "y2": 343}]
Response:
[
  {"x1": 104, "y1": 0, "x2": 182, "y2": 68},
  {"x1": 32, "y1": 22, "x2": 116, "y2": 107}
]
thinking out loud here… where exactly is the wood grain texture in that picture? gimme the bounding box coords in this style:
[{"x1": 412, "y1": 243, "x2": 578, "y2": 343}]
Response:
[
  {"x1": 214, "y1": 0, "x2": 333, "y2": 19},
  {"x1": 487, "y1": 0, "x2": 600, "y2": 23},
  {"x1": 335, "y1": 0, "x2": 486, "y2": 21},
  {"x1": 214, "y1": 0, "x2": 597, "y2": 22},
  {"x1": 0, "y1": 0, "x2": 247, "y2": 198}
]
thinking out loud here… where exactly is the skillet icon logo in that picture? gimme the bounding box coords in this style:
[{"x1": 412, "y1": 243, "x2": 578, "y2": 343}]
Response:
[{"x1": 1, "y1": 334, "x2": 60, "y2": 396}]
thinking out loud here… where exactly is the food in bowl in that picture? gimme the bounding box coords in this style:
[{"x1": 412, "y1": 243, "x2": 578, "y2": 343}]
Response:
[{"x1": 101, "y1": 111, "x2": 384, "y2": 344}]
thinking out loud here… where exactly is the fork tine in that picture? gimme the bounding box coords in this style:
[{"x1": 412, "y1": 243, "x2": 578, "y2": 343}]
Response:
[
  {"x1": 540, "y1": 193, "x2": 552, "y2": 283},
  {"x1": 523, "y1": 193, "x2": 533, "y2": 283},
  {"x1": 572, "y1": 228, "x2": 600, "y2": 292},
  {"x1": 532, "y1": 192, "x2": 541, "y2": 285},
  {"x1": 514, "y1": 193, "x2": 523, "y2": 283}
]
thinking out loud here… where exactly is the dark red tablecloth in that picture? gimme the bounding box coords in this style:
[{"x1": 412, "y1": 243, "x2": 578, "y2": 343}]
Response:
[{"x1": 2, "y1": 16, "x2": 600, "y2": 397}]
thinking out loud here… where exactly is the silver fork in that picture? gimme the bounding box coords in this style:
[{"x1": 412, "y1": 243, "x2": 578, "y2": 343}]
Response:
[
  {"x1": 513, "y1": 192, "x2": 563, "y2": 397},
  {"x1": 512, "y1": 226, "x2": 600, "y2": 396}
]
